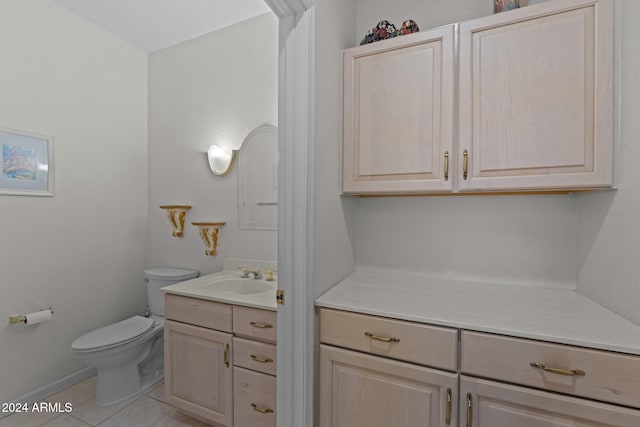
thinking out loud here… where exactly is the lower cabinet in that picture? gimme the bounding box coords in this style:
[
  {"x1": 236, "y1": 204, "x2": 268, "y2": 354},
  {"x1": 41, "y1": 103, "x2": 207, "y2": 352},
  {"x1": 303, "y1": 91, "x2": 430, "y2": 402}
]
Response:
[
  {"x1": 164, "y1": 294, "x2": 277, "y2": 427},
  {"x1": 318, "y1": 308, "x2": 459, "y2": 427},
  {"x1": 460, "y1": 376, "x2": 640, "y2": 427},
  {"x1": 320, "y1": 345, "x2": 457, "y2": 427},
  {"x1": 164, "y1": 319, "x2": 233, "y2": 427},
  {"x1": 318, "y1": 308, "x2": 640, "y2": 427},
  {"x1": 234, "y1": 366, "x2": 276, "y2": 427}
]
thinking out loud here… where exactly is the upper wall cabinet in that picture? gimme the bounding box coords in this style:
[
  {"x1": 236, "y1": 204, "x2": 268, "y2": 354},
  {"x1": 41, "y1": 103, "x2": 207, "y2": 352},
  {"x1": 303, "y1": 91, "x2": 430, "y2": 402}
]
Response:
[
  {"x1": 457, "y1": 0, "x2": 614, "y2": 192},
  {"x1": 342, "y1": 25, "x2": 455, "y2": 195},
  {"x1": 342, "y1": 0, "x2": 615, "y2": 195}
]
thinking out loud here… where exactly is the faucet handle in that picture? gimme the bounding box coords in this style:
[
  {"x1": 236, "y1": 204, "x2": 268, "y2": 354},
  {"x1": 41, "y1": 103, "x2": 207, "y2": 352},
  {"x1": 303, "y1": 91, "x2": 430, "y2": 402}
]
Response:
[
  {"x1": 239, "y1": 266, "x2": 250, "y2": 278},
  {"x1": 265, "y1": 269, "x2": 277, "y2": 281}
]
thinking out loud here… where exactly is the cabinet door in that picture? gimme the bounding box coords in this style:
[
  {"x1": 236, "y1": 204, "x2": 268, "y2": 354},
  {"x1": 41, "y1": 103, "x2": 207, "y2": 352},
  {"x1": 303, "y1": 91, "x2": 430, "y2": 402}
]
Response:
[
  {"x1": 460, "y1": 376, "x2": 640, "y2": 427},
  {"x1": 164, "y1": 320, "x2": 233, "y2": 426},
  {"x1": 458, "y1": 0, "x2": 614, "y2": 192},
  {"x1": 319, "y1": 344, "x2": 457, "y2": 427},
  {"x1": 342, "y1": 25, "x2": 455, "y2": 194}
]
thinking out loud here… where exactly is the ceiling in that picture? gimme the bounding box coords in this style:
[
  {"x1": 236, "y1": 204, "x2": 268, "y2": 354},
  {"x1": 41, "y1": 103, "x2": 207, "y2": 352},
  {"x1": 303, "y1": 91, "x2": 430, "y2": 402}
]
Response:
[{"x1": 53, "y1": 0, "x2": 272, "y2": 52}]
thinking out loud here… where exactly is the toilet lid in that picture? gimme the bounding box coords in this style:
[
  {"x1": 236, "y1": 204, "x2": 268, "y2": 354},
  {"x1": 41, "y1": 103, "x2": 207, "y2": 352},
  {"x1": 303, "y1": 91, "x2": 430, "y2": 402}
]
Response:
[{"x1": 72, "y1": 315, "x2": 154, "y2": 351}]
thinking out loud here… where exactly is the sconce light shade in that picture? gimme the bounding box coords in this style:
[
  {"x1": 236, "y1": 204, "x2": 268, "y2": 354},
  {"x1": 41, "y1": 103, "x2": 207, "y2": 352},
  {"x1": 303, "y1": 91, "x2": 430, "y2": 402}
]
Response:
[{"x1": 208, "y1": 145, "x2": 238, "y2": 176}]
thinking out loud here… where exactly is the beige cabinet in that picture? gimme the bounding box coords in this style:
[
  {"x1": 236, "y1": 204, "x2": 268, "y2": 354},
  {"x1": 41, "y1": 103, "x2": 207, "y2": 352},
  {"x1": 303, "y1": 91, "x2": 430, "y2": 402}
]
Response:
[
  {"x1": 164, "y1": 294, "x2": 278, "y2": 427},
  {"x1": 457, "y1": 0, "x2": 614, "y2": 192},
  {"x1": 232, "y1": 306, "x2": 277, "y2": 427},
  {"x1": 318, "y1": 308, "x2": 458, "y2": 427},
  {"x1": 342, "y1": 0, "x2": 615, "y2": 195},
  {"x1": 460, "y1": 376, "x2": 640, "y2": 427},
  {"x1": 342, "y1": 25, "x2": 455, "y2": 194},
  {"x1": 164, "y1": 318, "x2": 233, "y2": 426},
  {"x1": 460, "y1": 331, "x2": 640, "y2": 427}
]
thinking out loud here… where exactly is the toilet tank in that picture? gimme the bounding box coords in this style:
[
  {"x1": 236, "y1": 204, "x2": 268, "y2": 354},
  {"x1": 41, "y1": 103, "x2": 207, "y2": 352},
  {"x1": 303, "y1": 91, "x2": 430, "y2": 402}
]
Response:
[{"x1": 144, "y1": 267, "x2": 199, "y2": 316}]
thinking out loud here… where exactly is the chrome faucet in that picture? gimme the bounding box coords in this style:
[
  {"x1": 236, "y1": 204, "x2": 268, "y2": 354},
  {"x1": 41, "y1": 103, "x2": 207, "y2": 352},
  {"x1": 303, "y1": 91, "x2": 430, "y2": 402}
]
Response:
[{"x1": 240, "y1": 267, "x2": 263, "y2": 279}]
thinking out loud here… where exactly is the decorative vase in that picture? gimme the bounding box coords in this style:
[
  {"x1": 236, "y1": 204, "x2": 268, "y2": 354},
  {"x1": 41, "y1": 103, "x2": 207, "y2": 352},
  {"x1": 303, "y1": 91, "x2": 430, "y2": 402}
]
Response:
[{"x1": 494, "y1": 0, "x2": 519, "y2": 13}]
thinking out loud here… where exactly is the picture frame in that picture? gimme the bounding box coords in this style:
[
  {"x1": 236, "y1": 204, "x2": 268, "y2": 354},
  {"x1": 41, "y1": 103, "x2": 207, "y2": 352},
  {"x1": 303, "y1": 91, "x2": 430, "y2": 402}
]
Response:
[{"x1": 0, "y1": 127, "x2": 54, "y2": 196}]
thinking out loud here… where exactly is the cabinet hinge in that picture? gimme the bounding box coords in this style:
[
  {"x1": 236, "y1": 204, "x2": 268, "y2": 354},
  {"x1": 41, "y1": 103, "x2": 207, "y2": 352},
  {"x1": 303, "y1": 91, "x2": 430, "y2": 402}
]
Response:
[{"x1": 276, "y1": 289, "x2": 285, "y2": 305}]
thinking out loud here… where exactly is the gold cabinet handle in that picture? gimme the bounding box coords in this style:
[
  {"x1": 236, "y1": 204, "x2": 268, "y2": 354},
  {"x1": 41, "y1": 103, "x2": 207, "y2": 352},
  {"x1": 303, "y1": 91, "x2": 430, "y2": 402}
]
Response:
[
  {"x1": 530, "y1": 362, "x2": 586, "y2": 377},
  {"x1": 251, "y1": 403, "x2": 274, "y2": 414},
  {"x1": 224, "y1": 343, "x2": 229, "y2": 368},
  {"x1": 444, "y1": 151, "x2": 449, "y2": 181},
  {"x1": 466, "y1": 393, "x2": 472, "y2": 427},
  {"x1": 250, "y1": 321, "x2": 273, "y2": 329},
  {"x1": 446, "y1": 388, "x2": 452, "y2": 425},
  {"x1": 364, "y1": 332, "x2": 400, "y2": 343},
  {"x1": 463, "y1": 150, "x2": 469, "y2": 180},
  {"x1": 250, "y1": 354, "x2": 274, "y2": 363}
]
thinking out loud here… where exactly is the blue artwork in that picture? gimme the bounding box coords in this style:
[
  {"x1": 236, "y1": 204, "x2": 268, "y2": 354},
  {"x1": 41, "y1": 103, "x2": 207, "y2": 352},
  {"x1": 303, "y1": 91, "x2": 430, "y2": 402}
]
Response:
[{"x1": 2, "y1": 143, "x2": 37, "y2": 180}]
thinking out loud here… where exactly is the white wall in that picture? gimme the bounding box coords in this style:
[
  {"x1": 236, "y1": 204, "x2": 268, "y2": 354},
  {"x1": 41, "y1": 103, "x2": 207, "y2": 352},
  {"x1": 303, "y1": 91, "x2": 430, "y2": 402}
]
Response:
[
  {"x1": 148, "y1": 13, "x2": 278, "y2": 275},
  {"x1": 355, "y1": 195, "x2": 578, "y2": 288},
  {"x1": 0, "y1": 0, "x2": 148, "y2": 403},
  {"x1": 314, "y1": 0, "x2": 358, "y2": 297},
  {"x1": 356, "y1": 0, "x2": 546, "y2": 38},
  {"x1": 576, "y1": 0, "x2": 640, "y2": 324}
]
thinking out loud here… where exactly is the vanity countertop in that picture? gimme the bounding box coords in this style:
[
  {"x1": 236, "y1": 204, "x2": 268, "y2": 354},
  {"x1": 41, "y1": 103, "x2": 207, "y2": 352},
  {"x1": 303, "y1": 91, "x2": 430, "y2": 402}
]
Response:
[
  {"x1": 315, "y1": 269, "x2": 640, "y2": 356},
  {"x1": 162, "y1": 270, "x2": 277, "y2": 311}
]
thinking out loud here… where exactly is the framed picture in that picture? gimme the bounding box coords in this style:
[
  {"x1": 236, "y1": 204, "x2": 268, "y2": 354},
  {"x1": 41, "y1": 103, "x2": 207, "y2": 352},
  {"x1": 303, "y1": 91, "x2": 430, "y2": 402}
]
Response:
[{"x1": 0, "y1": 127, "x2": 54, "y2": 196}]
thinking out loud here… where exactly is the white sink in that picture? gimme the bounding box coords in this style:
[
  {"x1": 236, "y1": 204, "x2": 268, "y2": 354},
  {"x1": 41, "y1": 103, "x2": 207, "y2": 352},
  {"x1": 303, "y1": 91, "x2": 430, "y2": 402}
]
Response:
[{"x1": 205, "y1": 278, "x2": 272, "y2": 295}]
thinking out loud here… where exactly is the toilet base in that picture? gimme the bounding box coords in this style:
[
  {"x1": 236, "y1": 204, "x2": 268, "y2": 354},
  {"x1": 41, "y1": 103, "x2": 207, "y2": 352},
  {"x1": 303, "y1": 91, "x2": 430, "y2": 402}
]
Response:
[{"x1": 96, "y1": 368, "x2": 163, "y2": 407}]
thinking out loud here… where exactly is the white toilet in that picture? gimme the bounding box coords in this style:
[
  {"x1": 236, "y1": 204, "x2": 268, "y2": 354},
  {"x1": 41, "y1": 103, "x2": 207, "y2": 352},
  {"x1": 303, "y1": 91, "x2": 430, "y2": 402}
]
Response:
[{"x1": 71, "y1": 267, "x2": 199, "y2": 407}]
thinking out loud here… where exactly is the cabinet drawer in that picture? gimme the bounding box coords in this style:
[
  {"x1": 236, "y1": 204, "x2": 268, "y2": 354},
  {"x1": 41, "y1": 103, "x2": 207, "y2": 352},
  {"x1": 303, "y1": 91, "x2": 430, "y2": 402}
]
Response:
[
  {"x1": 319, "y1": 308, "x2": 458, "y2": 371},
  {"x1": 234, "y1": 367, "x2": 276, "y2": 427},
  {"x1": 461, "y1": 330, "x2": 640, "y2": 409},
  {"x1": 233, "y1": 306, "x2": 277, "y2": 343},
  {"x1": 165, "y1": 294, "x2": 232, "y2": 332},
  {"x1": 233, "y1": 337, "x2": 277, "y2": 376}
]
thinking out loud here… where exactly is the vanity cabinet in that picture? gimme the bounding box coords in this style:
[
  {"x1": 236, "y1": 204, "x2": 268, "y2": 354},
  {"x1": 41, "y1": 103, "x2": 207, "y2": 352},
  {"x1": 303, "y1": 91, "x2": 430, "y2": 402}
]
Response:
[
  {"x1": 318, "y1": 308, "x2": 459, "y2": 427},
  {"x1": 342, "y1": 0, "x2": 614, "y2": 195},
  {"x1": 460, "y1": 331, "x2": 640, "y2": 426},
  {"x1": 164, "y1": 295, "x2": 278, "y2": 427},
  {"x1": 342, "y1": 25, "x2": 455, "y2": 194},
  {"x1": 164, "y1": 295, "x2": 233, "y2": 427}
]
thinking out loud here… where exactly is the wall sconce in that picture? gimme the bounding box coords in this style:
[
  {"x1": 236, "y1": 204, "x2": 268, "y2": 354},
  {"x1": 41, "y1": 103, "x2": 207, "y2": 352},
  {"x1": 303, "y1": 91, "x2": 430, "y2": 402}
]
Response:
[
  {"x1": 208, "y1": 145, "x2": 238, "y2": 176},
  {"x1": 192, "y1": 222, "x2": 226, "y2": 256},
  {"x1": 159, "y1": 205, "x2": 191, "y2": 237}
]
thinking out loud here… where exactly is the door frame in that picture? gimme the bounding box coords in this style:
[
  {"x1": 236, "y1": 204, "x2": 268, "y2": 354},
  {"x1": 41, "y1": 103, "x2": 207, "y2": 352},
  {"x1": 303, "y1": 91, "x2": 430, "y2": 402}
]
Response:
[{"x1": 262, "y1": 1, "x2": 315, "y2": 426}]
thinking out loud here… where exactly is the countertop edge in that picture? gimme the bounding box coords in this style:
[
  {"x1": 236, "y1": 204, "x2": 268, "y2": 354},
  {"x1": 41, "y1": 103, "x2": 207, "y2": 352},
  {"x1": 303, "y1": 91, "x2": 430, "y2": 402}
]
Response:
[{"x1": 315, "y1": 272, "x2": 640, "y2": 357}]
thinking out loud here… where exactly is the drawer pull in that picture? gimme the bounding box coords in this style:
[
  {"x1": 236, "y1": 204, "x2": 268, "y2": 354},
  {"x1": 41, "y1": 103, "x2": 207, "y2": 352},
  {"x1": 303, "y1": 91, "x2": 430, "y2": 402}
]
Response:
[
  {"x1": 250, "y1": 354, "x2": 274, "y2": 363},
  {"x1": 466, "y1": 393, "x2": 472, "y2": 427},
  {"x1": 224, "y1": 343, "x2": 229, "y2": 368},
  {"x1": 364, "y1": 332, "x2": 400, "y2": 343},
  {"x1": 251, "y1": 403, "x2": 274, "y2": 414},
  {"x1": 250, "y1": 321, "x2": 273, "y2": 329},
  {"x1": 446, "y1": 388, "x2": 452, "y2": 425},
  {"x1": 530, "y1": 362, "x2": 586, "y2": 377}
]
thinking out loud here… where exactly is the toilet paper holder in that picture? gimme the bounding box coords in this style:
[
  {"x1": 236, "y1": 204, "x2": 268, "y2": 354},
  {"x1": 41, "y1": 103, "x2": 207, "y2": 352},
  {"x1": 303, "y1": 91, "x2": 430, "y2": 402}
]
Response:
[{"x1": 9, "y1": 307, "x2": 54, "y2": 324}]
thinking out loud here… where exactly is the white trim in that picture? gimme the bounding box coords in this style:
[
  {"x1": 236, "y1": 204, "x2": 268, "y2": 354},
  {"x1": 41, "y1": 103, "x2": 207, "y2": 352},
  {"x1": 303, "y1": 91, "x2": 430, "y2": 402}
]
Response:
[
  {"x1": 263, "y1": 0, "x2": 315, "y2": 426},
  {"x1": 0, "y1": 367, "x2": 96, "y2": 419}
]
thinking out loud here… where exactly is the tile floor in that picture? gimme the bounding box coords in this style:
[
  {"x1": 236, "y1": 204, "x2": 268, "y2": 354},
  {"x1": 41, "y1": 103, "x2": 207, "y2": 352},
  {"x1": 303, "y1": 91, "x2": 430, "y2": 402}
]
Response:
[{"x1": 0, "y1": 377, "x2": 210, "y2": 427}]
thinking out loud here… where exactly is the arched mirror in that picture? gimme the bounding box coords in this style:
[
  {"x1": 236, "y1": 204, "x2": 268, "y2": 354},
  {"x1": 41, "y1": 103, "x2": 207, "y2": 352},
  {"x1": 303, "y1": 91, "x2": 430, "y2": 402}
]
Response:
[{"x1": 238, "y1": 124, "x2": 278, "y2": 230}]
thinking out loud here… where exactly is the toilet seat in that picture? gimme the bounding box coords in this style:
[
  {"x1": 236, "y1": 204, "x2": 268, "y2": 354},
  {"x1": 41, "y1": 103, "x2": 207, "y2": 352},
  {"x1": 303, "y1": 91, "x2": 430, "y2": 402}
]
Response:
[{"x1": 72, "y1": 316, "x2": 155, "y2": 352}]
